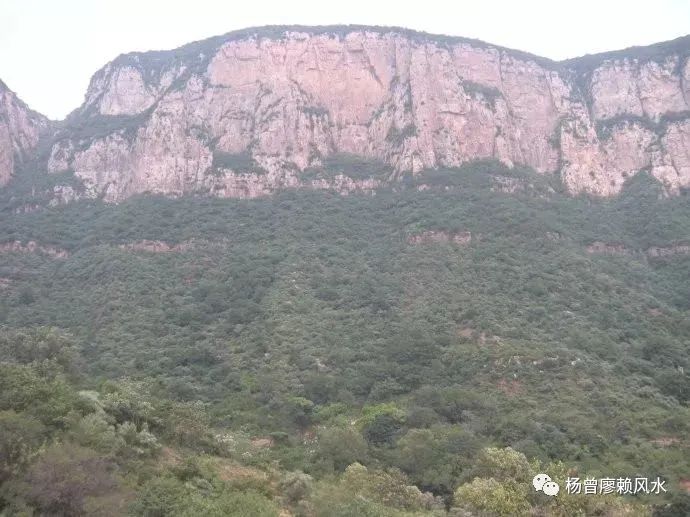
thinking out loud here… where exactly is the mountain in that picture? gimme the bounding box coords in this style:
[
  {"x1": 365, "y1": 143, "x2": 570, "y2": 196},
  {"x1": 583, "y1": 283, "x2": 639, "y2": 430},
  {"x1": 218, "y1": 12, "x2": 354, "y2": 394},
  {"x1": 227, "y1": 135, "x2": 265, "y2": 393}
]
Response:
[
  {"x1": 0, "y1": 80, "x2": 47, "y2": 186},
  {"x1": 1, "y1": 27, "x2": 689, "y2": 516},
  {"x1": 8, "y1": 26, "x2": 684, "y2": 203}
]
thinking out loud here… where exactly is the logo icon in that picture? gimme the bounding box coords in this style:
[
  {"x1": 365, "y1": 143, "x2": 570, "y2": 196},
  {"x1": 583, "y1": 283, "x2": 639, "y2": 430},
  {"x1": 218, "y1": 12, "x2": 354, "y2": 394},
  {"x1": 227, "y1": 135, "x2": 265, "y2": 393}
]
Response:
[{"x1": 533, "y1": 474, "x2": 559, "y2": 496}]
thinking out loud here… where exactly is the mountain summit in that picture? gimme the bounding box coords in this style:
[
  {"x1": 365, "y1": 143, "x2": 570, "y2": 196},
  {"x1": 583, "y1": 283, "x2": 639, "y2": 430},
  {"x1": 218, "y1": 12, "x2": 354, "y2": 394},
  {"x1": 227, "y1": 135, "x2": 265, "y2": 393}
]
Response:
[{"x1": 5, "y1": 26, "x2": 690, "y2": 202}]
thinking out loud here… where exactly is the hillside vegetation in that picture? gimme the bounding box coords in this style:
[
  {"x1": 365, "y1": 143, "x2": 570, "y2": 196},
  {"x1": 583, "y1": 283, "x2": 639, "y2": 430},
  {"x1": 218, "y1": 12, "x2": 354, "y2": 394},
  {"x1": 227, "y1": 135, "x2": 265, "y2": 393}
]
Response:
[{"x1": 0, "y1": 161, "x2": 688, "y2": 515}]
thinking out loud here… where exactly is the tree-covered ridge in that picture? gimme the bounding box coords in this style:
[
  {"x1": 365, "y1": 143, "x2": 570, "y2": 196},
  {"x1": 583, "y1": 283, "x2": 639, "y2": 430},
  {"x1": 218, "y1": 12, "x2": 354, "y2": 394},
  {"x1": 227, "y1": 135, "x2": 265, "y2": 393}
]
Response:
[
  {"x1": 0, "y1": 161, "x2": 688, "y2": 515},
  {"x1": 562, "y1": 33, "x2": 690, "y2": 72}
]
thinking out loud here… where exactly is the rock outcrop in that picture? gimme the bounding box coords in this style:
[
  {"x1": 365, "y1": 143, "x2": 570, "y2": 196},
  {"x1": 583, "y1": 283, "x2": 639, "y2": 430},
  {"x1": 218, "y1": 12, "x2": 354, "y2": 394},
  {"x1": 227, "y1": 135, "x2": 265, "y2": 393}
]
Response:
[
  {"x1": 585, "y1": 241, "x2": 690, "y2": 258},
  {"x1": 13, "y1": 27, "x2": 690, "y2": 201},
  {"x1": 0, "y1": 80, "x2": 48, "y2": 186},
  {"x1": 407, "y1": 230, "x2": 472, "y2": 246},
  {"x1": 0, "y1": 240, "x2": 69, "y2": 258},
  {"x1": 118, "y1": 240, "x2": 193, "y2": 253},
  {"x1": 646, "y1": 244, "x2": 690, "y2": 257}
]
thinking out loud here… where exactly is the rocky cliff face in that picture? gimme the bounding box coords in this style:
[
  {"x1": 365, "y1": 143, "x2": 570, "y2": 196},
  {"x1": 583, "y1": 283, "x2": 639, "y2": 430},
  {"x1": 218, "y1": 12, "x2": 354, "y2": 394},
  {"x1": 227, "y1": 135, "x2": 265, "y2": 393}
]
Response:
[
  {"x1": 34, "y1": 27, "x2": 690, "y2": 201},
  {"x1": 0, "y1": 80, "x2": 47, "y2": 186}
]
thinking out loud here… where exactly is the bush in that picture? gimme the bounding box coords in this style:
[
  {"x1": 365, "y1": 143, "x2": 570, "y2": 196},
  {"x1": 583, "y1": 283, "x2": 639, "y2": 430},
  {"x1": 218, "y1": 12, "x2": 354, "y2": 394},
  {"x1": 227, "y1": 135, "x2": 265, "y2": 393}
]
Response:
[
  {"x1": 316, "y1": 427, "x2": 368, "y2": 472},
  {"x1": 129, "y1": 476, "x2": 189, "y2": 516},
  {"x1": 304, "y1": 152, "x2": 392, "y2": 181},
  {"x1": 0, "y1": 410, "x2": 46, "y2": 484},
  {"x1": 24, "y1": 443, "x2": 119, "y2": 516},
  {"x1": 279, "y1": 471, "x2": 313, "y2": 504},
  {"x1": 454, "y1": 477, "x2": 531, "y2": 516}
]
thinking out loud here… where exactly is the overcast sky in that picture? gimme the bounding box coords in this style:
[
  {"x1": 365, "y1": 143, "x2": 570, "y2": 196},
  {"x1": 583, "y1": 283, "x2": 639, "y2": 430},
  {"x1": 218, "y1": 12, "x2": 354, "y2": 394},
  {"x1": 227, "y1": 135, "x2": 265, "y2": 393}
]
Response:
[{"x1": 2, "y1": 0, "x2": 689, "y2": 120}]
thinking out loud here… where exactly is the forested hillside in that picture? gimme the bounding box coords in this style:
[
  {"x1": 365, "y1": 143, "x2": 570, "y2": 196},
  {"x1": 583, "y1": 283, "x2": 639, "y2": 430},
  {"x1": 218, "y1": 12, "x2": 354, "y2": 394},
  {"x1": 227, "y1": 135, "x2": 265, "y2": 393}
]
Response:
[{"x1": 0, "y1": 161, "x2": 688, "y2": 515}]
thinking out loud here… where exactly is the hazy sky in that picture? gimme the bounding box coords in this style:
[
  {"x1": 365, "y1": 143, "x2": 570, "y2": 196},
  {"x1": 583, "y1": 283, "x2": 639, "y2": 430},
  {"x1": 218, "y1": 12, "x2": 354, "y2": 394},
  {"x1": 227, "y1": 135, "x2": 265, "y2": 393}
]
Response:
[{"x1": 2, "y1": 0, "x2": 689, "y2": 120}]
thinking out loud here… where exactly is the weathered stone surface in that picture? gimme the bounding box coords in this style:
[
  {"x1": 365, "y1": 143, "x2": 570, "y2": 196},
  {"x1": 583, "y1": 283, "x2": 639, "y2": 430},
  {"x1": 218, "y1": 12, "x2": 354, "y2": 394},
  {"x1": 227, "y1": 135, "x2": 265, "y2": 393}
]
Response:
[
  {"x1": 0, "y1": 80, "x2": 47, "y2": 185},
  {"x1": 586, "y1": 242, "x2": 632, "y2": 255},
  {"x1": 591, "y1": 57, "x2": 687, "y2": 121},
  {"x1": 407, "y1": 230, "x2": 472, "y2": 246},
  {"x1": 0, "y1": 240, "x2": 69, "y2": 258},
  {"x1": 13, "y1": 27, "x2": 690, "y2": 201},
  {"x1": 118, "y1": 240, "x2": 193, "y2": 253},
  {"x1": 646, "y1": 244, "x2": 690, "y2": 257}
]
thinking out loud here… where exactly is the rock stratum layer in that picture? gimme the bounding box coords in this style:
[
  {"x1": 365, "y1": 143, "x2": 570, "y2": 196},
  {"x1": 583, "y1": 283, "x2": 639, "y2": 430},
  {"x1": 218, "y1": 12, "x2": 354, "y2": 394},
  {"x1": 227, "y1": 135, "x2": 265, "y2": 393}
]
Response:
[
  {"x1": 8, "y1": 26, "x2": 690, "y2": 201},
  {"x1": 0, "y1": 80, "x2": 47, "y2": 186}
]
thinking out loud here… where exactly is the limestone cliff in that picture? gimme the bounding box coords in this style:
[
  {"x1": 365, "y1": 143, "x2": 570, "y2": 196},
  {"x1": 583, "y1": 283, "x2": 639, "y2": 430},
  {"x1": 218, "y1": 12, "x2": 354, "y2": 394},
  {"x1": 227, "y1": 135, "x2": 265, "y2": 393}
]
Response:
[
  {"x1": 0, "y1": 80, "x2": 47, "y2": 186},
  {"x1": 35, "y1": 27, "x2": 690, "y2": 200}
]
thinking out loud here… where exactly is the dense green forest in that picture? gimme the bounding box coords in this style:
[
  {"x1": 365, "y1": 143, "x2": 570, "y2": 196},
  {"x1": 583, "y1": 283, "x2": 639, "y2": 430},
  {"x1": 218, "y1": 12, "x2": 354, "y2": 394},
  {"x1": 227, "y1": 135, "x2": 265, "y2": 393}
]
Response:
[{"x1": 0, "y1": 161, "x2": 688, "y2": 516}]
